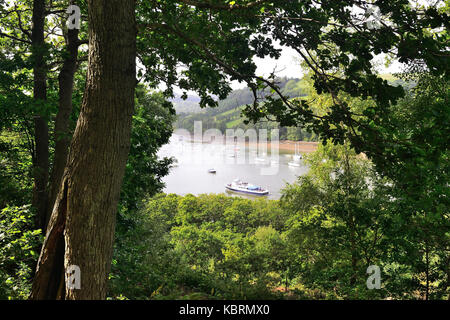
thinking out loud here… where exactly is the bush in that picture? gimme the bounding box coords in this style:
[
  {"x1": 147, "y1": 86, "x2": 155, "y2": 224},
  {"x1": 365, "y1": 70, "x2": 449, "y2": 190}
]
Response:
[{"x1": 0, "y1": 205, "x2": 42, "y2": 299}]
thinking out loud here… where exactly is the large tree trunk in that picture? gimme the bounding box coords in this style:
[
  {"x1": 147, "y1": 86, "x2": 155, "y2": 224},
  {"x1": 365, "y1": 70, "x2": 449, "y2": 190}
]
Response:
[
  {"x1": 31, "y1": 0, "x2": 50, "y2": 231},
  {"x1": 46, "y1": 15, "x2": 80, "y2": 229},
  {"x1": 30, "y1": 0, "x2": 136, "y2": 300}
]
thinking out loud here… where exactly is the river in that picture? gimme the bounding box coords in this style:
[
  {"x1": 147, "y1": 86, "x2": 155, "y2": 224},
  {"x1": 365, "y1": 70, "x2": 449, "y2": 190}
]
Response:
[{"x1": 158, "y1": 134, "x2": 309, "y2": 200}]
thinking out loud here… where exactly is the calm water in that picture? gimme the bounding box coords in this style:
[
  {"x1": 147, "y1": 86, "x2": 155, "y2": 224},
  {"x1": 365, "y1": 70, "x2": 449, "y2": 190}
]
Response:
[{"x1": 158, "y1": 135, "x2": 309, "y2": 200}]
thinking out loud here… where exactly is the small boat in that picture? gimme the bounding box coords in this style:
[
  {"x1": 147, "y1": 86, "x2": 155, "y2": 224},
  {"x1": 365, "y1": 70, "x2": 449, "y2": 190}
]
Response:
[
  {"x1": 288, "y1": 161, "x2": 301, "y2": 167},
  {"x1": 288, "y1": 143, "x2": 303, "y2": 167},
  {"x1": 293, "y1": 143, "x2": 303, "y2": 160},
  {"x1": 255, "y1": 152, "x2": 269, "y2": 163},
  {"x1": 225, "y1": 179, "x2": 269, "y2": 196},
  {"x1": 208, "y1": 168, "x2": 216, "y2": 173}
]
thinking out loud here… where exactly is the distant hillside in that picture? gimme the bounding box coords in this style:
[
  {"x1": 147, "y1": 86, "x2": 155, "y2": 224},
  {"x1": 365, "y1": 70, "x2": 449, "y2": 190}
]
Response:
[
  {"x1": 170, "y1": 95, "x2": 203, "y2": 114},
  {"x1": 172, "y1": 77, "x2": 307, "y2": 115},
  {"x1": 174, "y1": 77, "x2": 316, "y2": 141}
]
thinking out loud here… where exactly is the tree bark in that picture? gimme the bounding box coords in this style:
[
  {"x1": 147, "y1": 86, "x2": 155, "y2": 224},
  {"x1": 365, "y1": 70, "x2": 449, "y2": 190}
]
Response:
[
  {"x1": 31, "y1": 0, "x2": 50, "y2": 231},
  {"x1": 425, "y1": 242, "x2": 430, "y2": 300},
  {"x1": 31, "y1": 0, "x2": 136, "y2": 299},
  {"x1": 47, "y1": 15, "x2": 80, "y2": 229},
  {"x1": 343, "y1": 147, "x2": 358, "y2": 287}
]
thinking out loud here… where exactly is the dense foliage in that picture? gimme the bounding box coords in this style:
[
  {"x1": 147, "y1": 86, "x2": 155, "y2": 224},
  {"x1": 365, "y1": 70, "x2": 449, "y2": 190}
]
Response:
[
  {"x1": 0, "y1": 205, "x2": 42, "y2": 299},
  {"x1": 110, "y1": 193, "x2": 293, "y2": 299}
]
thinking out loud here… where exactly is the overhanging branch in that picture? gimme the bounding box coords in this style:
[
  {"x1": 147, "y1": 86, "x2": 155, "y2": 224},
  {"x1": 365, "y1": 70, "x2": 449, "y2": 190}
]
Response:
[{"x1": 176, "y1": 0, "x2": 269, "y2": 11}]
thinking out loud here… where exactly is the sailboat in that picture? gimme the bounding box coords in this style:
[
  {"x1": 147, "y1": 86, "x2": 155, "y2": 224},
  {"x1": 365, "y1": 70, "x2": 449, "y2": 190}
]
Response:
[
  {"x1": 255, "y1": 151, "x2": 268, "y2": 163},
  {"x1": 288, "y1": 142, "x2": 303, "y2": 167}
]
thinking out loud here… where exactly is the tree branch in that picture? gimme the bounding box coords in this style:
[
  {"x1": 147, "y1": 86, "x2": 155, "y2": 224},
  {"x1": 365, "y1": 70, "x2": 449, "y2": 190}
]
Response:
[
  {"x1": 176, "y1": 0, "x2": 269, "y2": 11},
  {"x1": 14, "y1": 5, "x2": 32, "y2": 39},
  {"x1": 0, "y1": 32, "x2": 31, "y2": 44}
]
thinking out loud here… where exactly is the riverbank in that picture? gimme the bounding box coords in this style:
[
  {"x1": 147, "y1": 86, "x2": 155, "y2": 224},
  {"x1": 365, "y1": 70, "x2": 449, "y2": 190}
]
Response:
[
  {"x1": 177, "y1": 135, "x2": 318, "y2": 154},
  {"x1": 261, "y1": 140, "x2": 318, "y2": 153},
  {"x1": 241, "y1": 140, "x2": 318, "y2": 154}
]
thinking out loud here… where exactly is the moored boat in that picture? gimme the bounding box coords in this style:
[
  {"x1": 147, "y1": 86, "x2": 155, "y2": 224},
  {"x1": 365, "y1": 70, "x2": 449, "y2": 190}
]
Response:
[
  {"x1": 288, "y1": 161, "x2": 301, "y2": 167},
  {"x1": 225, "y1": 179, "x2": 269, "y2": 196},
  {"x1": 292, "y1": 143, "x2": 303, "y2": 161}
]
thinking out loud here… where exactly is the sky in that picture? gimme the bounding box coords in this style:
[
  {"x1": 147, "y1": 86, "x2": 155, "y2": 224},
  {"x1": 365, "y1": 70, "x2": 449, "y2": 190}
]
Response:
[{"x1": 230, "y1": 45, "x2": 303, "y2": 90}]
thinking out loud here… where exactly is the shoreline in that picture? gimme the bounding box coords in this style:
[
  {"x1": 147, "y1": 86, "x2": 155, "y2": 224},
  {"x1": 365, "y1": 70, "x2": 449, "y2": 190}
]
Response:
[
  {"x1": 247, "y1": 140, "x2": 318, "y2": 154},
  {"x1": 179, "y1": 137, "x2": 318, "y2": 154}
]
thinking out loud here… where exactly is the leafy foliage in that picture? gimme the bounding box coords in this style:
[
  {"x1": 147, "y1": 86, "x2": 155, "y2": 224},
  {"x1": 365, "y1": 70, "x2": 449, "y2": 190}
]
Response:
[
  {"x1": 109, "y1": 193, "x2": 290, "y2": 300},
  {"x1": 282, "y1": 142, "x2": 390, "y2": 299},
  {"x1": 0, "y1": 205, "x2": 42, "y2": 299}
]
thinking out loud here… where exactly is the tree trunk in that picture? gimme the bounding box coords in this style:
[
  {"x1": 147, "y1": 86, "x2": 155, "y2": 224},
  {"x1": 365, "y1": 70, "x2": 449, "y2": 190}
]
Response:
[
  {"x1": 47, "y1": 15, "x2": 80, "y2": 229},
  {"x1": 31, "y1": 0, "x2": 136, "y2": 300},
  {"x1": 425, "y1": 242, "x2": 430, "y2": 300},
  {"x1": 31, "y1": 0, "x2": 49, "y2": 231},
  {"x1": 447, "y1": 254, "x2": 450, "y2": 300},
  {"x1": 343, "y1": 147, "x2": 358, "y2": 287}
]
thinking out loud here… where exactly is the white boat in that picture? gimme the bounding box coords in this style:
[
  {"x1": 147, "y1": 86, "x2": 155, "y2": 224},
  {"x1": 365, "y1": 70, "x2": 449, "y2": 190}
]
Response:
[
  {"x1": 288, "y1": 143, "x2": 303, "y2": 167},
  {"x1": 225, "y1": 179, "x2": 269, "y2": 196},
  {"x1": 255, "y1": 152, "x2": 269, "y2": 163},
  {"x1": 208, "y1": 168, "x2": 216, "y2": 173},
  {"x1": 288, "y1": 161, "x2": 301, "y2": 167},
  {"x1": 293, "y1": 143, "x2": 303, "y2": 160}
]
